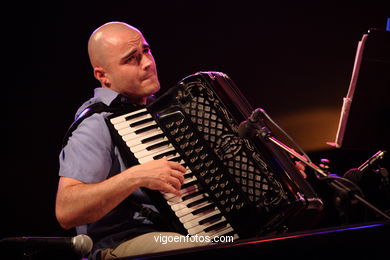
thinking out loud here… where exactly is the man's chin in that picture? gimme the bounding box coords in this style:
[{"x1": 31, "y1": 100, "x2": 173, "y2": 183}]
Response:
[{"x1": 144, "y1": 80, "x2": 160, "y2": 94}]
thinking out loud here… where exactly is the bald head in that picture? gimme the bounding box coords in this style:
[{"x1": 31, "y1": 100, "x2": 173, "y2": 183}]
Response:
[
  {"x1": 88, "y1": 22, "x2": 142, "y2": 68},
  {"x1": 85, "y1": 22, "x2": 160, "y2": 104}
]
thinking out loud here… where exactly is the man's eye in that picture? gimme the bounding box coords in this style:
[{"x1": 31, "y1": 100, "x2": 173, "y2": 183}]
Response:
[
  {"x1": 126, "y1": 56, "x2": 135, "y2": 62},
  {"x1": 143, "y1": 47, "x2": 151, "y2": 54}
]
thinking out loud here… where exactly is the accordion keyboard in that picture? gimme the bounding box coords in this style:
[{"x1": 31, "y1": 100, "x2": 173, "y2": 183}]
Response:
[{"x1": 110, "y1": 107, "x2": 239, "y2": 239}]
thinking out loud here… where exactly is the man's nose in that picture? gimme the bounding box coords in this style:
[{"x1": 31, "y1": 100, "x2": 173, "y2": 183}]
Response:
[{"x1": 141, "y1": 53, "x2": 153, "y2": 70}]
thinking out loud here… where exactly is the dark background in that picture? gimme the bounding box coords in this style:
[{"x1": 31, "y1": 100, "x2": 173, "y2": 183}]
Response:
[{"x1": 4, "y1": 0, "x2": 389, "y2": 239}]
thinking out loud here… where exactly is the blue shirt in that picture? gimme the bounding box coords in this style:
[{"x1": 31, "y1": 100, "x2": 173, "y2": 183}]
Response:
[{"x1": 59, "y1": 88, "x2": 164, "y2": 258}]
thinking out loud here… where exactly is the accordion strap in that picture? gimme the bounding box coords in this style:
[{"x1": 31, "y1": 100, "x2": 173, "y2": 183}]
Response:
[{"x1": 62, "y1": 102, "x2": 111, "y2": 148}]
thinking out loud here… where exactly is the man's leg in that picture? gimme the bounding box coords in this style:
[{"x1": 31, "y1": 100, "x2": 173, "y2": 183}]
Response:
[{"x1": 100, "y1": 232, "x2": 211, "y2": 259}]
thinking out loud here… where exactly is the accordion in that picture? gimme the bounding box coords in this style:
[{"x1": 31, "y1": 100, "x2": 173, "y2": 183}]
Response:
[{"x1": 107, "y1": 71, "x2": 323, "y2": 239}]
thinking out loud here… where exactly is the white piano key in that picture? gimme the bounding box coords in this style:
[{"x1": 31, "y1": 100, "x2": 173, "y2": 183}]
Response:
[
  {"x1": 137, "y1": 147, "x2": 176, "y2": 163},
  {"x1": 163, "y1": 193, "x2": 177, "y2": 200},
  {"x1": 138, "y1": 153, "x2": 176, "y2": 164},
  {"x1": 163, "y1": 183, "x2": 200, "y2": 200},
  {"x1": 167, "y1": 189, "x2": 201, "y2": 205},
  {"x1": 165, "y1": 153, "x2": 184, "y2": 163},
  {"x1": 128, "y1": 136, "x2": 169, "y2": 153},
  {"x1": 184, "y1": 169, "x2": 192, "y2": 174},
  {"x1": 168, "y1": 202, "x2": 187, "y2": 212},
  {"x1": 169, "y1": 194, "x2": 208, "y2": 209},
  {"x1": 117, "y1": 120, "x2": 156, "y2": 132},
  {"x1": 187, "y1": 217, "x2": 226, "y2": 235},
  {"x1": 121, "y1": 128, "x2": 163, "y2": 142},
  {"x1": 205, "y1": 227, "x2": 239, "y2": 241},
  {"x1": 113, "y1": 113, "x2": 153, "y2": 130},
  {"x1": 134, "y1": 143, "x2": 175, "y2": 159},
  {"x1": 183, "y1": 211, "x2": 221, "y2": 229},
  {"x1": 168, "y1": 191, "x2": 201, "y2": 204},
  {"x1": 180, "y1": 206, "x2": 217, "y2": 223},
  {"x1": 118, "y1": 121, "x2": 157, "y2": 136},
  {"x1": 183, "y1": 175, "x2": 197, "y2": 185},
  {"x1": 110, "y1": 108, "x2": 147, "y2": 124},
  {"x1": 197, "y1": 225, "x2": 233, "y2": 237},
  {"x1": 174, "y1": 201, "x2": 212, "y2": 218},
  {"x1": 118, "y1": 127, "x2": 133, "y2": 136}
]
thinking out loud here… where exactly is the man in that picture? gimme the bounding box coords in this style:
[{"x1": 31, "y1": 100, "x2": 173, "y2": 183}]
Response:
[{"x1": 56, "y1": 22, "x2": 206, "y2": 259}]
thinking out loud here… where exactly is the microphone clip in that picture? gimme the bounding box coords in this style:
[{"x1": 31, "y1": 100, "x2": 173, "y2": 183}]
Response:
[{"x1": 257, "y1": 126, "x2": 272, "y2": 141}]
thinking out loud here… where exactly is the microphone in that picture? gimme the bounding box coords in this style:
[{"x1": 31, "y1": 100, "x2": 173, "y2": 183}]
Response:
[
  {"x1": 357, "y1": 150, "x2": 386, "y2": 173},
  {"x1": 1, "y1": 234, "x2": 93, "y2": 255},
  {"x1": 238, "y1": 108, "x2": 265, "y2": 138},
  {"x1": 343, "y1": 151, "x2": 386, "y2": 183},
  {"x1": 246, "y1": 108, "x2": 264, "y2": 123}
]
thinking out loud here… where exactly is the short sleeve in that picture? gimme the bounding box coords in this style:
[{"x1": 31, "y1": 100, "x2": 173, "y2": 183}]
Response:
[{"x1": 59, "y1": 113, "x2": 113, "y2": 183}]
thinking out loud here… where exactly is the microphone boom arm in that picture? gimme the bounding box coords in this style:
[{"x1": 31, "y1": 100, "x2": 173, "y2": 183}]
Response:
[
  {"x1": 247, "y1": 113, "x2": 390, "y2": 221},
  {"x1": 258, "y1": 128, "x2": 328, "y2": 178}
]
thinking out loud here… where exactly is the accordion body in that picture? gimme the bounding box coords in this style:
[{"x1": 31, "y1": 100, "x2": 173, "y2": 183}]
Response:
[{"x1": 107, "y1": 71, "x2": 323, "y2": 239}]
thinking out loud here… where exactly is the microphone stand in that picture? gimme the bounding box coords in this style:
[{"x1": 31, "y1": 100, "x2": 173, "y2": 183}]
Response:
[{"x1": 251, "y1": 121, "x2": 390, "y2": 222}]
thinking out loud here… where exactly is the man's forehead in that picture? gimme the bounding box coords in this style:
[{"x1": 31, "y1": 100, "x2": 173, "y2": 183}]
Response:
[
  {"x1": 104, "y1": 29, "x2": 144, "y2": 48},
  {"x1": 125, "y1": 33, "x2": 146, "y2": 48}
]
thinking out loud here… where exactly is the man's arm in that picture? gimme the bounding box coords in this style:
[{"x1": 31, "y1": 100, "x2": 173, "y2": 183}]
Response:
[{"x1": 55, "y1": 157, "x2": 185, "y2": 230}]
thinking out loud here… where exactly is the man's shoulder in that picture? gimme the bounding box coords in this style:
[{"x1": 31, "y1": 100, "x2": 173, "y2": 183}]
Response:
[
  {"x1": 74, "y1": 98, "x2": 105, "y2": 119},
  {"x1": 74, "y1": 88, "x2": 120, "y2": 119},
  {"x1": 62, "y1": 100, "x2": 111, "y2": 149}
]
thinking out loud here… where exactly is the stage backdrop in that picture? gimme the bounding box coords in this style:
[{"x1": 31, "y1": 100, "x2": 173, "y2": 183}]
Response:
[{"x1": 4, "y1": 0, "x2": 389, "y2": 239}]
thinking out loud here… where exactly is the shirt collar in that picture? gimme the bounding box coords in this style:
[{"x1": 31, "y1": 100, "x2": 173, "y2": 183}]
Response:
[
  {"x1": 93, "y1": 88, "x2": 123, "y2": 106},
  {"x1": 94, "y1": 87, "x2": 157, "y2": 106}
]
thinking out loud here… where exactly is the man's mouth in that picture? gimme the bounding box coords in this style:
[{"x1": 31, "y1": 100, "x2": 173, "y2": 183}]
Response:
[{"x1": 142, "y1": 71, "x2": 156, "y2": 80}]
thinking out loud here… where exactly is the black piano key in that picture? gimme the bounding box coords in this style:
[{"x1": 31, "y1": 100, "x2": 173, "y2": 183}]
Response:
[
  {"x1": 141, "y1": 133, "x2": 166, "y2": 144},
  {"x1": 182, "y1": 190, "x2": 204, "y2": 201},
  {"x1": 203, "y1": 220, "x2": 228, "y2": 233},
  {"x1": 181, "y1": 180, "x2": 197, "y2": 189},
  {"x1": 134, "y1": 124, "x2": 158, "y2": 134},
  {"x1": 191, "y1": 204, "x2": 216, "y2": 215},
  {"x1": 183, "y1": 172, "x2": 194, "y2": 179},
  {"x1": 187, "y1": 197, "x2": 210, "y2": 208},
  {"x1": 130, "y1": 117, "x2": 155, "y2": 127},
  {"x1": 146, "y1": 140, "x2": 170, "y2": 151},
  {"x1": 153, "y1": 150, "x2": 177, "y2": 160},
  {"x1": 199, "y1": 213, "x2": 222, "y2": 225},
  {"x1": 125, "y1": 110, "x2": 149, "y2": 121},
  {"x1": 169, "y1": 156, "x2": 183, "y2": 163}
]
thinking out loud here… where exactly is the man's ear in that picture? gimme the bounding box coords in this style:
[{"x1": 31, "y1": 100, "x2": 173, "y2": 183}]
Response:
[{"x1": 94, "y1": 67, "x2": 111, "y2": 88}]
